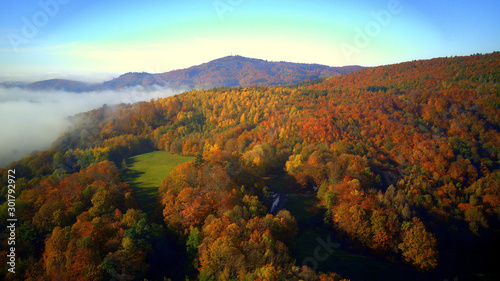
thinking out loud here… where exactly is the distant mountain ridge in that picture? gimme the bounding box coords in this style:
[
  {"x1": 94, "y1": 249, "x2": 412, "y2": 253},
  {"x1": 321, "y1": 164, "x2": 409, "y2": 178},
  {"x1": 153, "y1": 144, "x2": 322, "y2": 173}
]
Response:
[
  {"x1": 1, "y1": 56, "x2": 365, "y2": 92},
  {"x1": 27, "y1": 79, "x2": 94, "y2": 92}
]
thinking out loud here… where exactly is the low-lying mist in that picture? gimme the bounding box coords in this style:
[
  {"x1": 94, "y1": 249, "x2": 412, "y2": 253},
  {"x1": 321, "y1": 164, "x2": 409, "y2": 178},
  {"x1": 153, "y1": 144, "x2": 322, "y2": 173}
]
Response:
[{"x1": 0, "y1": 86, "x2": 184, "y2": 167}]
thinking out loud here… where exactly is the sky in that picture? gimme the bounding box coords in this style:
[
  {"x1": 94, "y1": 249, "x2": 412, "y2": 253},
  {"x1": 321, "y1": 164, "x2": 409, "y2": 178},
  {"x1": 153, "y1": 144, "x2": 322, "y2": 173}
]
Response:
[{"x1": 0, "y1": 0, "x2": 499, "y2": 82}]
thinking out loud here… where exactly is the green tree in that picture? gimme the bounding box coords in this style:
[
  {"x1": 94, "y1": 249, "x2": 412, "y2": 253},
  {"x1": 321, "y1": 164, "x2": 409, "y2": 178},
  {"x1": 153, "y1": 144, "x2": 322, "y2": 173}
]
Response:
[{"x1": 187, "y1": 227, "x2": 201, "y2": 267}]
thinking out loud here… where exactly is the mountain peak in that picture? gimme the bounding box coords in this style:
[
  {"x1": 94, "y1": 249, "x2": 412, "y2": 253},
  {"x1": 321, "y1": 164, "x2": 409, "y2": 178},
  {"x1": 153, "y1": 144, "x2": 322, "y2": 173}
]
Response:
[{"x1": 3, "y1": 57, "x2": 365, "y2": 92}]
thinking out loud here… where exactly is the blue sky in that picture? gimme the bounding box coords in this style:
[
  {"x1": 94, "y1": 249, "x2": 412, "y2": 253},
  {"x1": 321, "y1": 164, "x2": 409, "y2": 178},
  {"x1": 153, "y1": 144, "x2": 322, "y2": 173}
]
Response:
[{"x1": 1, "y1": 0, "x2": 499, "y2": 82}]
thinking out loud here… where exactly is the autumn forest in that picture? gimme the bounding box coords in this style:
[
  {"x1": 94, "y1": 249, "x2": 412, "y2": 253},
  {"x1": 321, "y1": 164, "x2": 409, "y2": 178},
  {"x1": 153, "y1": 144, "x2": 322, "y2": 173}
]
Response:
[{"x1": 1, "y1": 52, "x2": 500, "y2": 280}]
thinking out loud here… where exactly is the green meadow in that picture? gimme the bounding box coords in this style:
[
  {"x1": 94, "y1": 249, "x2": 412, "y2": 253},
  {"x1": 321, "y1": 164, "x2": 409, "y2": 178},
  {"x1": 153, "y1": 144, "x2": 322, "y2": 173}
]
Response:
[{"x1": 122, "y1": 151, "x2": 194, "y2": 216}]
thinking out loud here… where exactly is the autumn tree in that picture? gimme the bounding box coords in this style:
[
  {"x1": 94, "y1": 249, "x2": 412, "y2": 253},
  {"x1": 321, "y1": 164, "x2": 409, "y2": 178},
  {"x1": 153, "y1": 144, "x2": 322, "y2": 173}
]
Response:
[{"x1": 398, "y1": 218, "x2": 438, "y2": 272}]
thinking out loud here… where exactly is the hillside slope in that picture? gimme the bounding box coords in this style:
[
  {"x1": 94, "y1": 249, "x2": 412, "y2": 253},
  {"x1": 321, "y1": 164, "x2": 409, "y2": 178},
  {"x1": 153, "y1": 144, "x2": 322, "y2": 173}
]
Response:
[{"x1": 2, "y1": 52, "x2": 499, "y2": 280}]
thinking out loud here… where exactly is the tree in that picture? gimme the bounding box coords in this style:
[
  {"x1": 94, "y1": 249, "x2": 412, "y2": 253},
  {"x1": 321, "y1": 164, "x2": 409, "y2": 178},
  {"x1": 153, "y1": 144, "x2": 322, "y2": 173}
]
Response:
[
  {"x1": 187, "y1": 227, "x2": 201, "y2": 267},
  {"x1": 464, "y1": 207, "x2": 488, "y2": 235},
  {"x1": 398, "y1": 218, "x2": 438, "y2": 272},
  {"x1": 194, "y1": 153, "x2": 205, "y2": 166},
  {"x1": 43, "y1": 227, "x2": 69, "y2": 280},
  {"x1": 89, "y1": 187, "x2": 115, "y2": 218}
]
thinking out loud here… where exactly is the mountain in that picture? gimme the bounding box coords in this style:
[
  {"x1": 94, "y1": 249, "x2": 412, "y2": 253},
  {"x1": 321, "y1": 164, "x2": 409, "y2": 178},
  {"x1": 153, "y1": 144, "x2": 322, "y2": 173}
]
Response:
[
  {"x1": 27, "y1": 79, "x2": 97, "y2": 92},
  {"x1": 145, "y1": 55, "x2": 364, "y2": 89},
  {"x1": 0, "y1": 56, "x2": 364, "y2": 92}
]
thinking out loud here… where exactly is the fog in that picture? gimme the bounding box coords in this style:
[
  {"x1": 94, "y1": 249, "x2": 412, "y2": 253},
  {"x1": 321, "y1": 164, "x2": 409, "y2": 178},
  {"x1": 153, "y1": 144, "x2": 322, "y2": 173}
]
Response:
[{"x1": 0, "y1": 86, "x2": 184, "y2": 167}]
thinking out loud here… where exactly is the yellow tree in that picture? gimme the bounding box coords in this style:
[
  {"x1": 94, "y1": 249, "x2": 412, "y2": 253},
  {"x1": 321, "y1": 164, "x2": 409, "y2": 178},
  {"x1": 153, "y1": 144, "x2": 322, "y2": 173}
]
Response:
[{"x1": 398, "y1": 217, "x2": 438, "y2": 272}]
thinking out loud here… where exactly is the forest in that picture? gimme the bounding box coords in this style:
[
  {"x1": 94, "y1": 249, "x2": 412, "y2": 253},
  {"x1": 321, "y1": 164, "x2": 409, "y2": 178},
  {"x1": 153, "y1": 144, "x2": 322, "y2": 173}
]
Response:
[{"x1": 1, "y1": 52, "x2": 499, "y2": 280}]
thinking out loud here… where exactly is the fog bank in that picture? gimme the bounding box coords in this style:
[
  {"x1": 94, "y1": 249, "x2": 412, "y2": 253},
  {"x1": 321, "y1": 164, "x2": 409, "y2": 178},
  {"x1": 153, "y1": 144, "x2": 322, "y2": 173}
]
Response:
[{"x1": 0, "y1": 86, "x2": 184, "y2": 167}]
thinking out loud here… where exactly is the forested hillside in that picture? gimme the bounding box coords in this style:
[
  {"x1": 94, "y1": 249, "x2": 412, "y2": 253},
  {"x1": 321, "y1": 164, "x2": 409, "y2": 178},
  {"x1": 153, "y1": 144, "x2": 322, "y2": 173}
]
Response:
[{"x1": 1, "y1": 52, "x2": 499, "y2": 280}]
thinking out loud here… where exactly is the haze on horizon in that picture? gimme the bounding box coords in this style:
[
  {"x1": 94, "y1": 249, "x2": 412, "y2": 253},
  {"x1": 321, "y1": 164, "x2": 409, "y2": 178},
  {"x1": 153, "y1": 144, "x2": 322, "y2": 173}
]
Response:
[{"x1": 0, "y1": 0, "x2": 499, "y2": 82}]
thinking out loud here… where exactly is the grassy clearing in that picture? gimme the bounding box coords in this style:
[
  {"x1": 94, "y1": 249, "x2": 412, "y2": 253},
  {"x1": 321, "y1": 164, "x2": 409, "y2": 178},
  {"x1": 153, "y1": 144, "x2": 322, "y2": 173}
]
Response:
[{"x1": 122, "y1": 151, "x2": 194, "y2": 216}]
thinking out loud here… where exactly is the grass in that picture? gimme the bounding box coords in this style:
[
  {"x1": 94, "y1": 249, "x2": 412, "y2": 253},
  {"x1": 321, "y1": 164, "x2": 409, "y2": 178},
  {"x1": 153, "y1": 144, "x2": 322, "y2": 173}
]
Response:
[{"x1": 122, "y1": 151, "x2": 194, "y2": 216}]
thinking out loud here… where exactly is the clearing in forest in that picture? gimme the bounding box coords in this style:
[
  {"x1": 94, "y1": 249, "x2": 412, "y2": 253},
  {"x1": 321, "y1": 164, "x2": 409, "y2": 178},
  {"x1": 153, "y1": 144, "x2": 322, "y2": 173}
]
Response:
[{"x1": 122, "y1": 151, "x2": 194, "y2": 216}]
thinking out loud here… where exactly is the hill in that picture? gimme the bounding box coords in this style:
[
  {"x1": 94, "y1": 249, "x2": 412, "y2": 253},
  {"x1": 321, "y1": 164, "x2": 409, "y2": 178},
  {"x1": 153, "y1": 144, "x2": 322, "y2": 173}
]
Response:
[
  {"x1": 27, "y1": 79, "x2": 97, "y2": 92},
  {"x1": 1, "y1": 52, "x2": 499, "y2": 280},
  {"x1": 148, "y1": 55, "x2": 364, "y2": 88},
  {"x1": 1, "y1": 56, "x2": 364, "y2": 92}
]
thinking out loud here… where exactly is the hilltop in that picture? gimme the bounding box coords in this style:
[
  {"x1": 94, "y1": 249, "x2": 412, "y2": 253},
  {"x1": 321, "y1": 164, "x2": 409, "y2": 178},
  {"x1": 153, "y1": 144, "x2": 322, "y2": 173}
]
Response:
[{"x1": 1, "y1": 56, "x2": 364, "y2": 92}]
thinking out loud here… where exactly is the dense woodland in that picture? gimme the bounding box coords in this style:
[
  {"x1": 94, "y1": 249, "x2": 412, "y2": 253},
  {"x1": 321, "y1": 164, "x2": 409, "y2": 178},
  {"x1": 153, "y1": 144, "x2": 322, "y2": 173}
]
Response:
[{"x1": 1, "y1": 52, "x2": 499, "y2": 280}]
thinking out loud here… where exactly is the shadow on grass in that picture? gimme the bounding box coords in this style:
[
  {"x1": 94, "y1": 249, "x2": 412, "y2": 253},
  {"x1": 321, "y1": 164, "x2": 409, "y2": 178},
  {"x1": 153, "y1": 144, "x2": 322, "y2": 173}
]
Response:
[
  {"x1": 266, "y1": 174, "x2": 426, "y2": 281},
  {"x1": 120, "y1": 152, "x2": 194, "y2": 218},
  {"x1": 121, "y1": 156, "x2": 159, "y2": 216}
]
